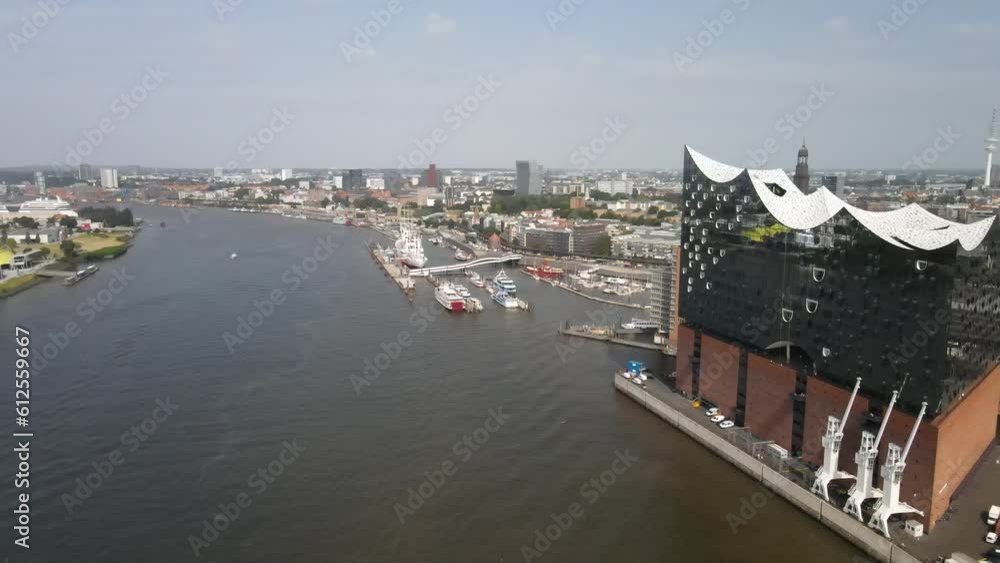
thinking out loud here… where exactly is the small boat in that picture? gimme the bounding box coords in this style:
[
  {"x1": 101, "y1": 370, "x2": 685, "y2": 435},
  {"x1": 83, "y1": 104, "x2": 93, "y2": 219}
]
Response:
[
  {"x1": 159, "y1": 221, "x2": 166, "y2": 228},
  {"x1": 464, "y1": 297, "x2": 483, "y2": 313},
  {"x1": 469, "y1": 272, "x2": 485, "y2": 288},
  {"x1": 231, "y1": 252, "x2": 238, "y2": 260},
  {"x1": 455, "y1": 250, "x2": 471, "y2": 262}
]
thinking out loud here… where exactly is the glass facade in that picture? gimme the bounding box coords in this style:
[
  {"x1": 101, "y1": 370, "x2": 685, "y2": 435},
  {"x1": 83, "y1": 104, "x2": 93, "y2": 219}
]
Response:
[{"x1": 679, "y1": 147, "x2": 1000, "y2": 417}]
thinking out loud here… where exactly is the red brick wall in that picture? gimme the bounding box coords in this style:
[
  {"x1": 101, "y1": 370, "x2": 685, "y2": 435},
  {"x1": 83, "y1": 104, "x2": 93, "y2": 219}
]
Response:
[
  {"x1": 803, "y1": 376, "x2": 871, "y2": 468},
  {"x1": 745, "y1": 354, "x2": 798, "y2": 451},
  {"x1": 676, "y1": 325, "x2": 695, "y2": 395},
  {"x1": 699, "y1": 336, "x2": 741, "y2": 419},
  {"x1": 926, "y1": 363, "x2": 1000, "y2": 527}
]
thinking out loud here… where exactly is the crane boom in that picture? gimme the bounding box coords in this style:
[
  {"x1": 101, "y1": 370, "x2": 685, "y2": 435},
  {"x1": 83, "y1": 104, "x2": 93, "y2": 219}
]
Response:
[
  {"x1": 872, "y1": 390, "x2": 898, "y2": 450},
  {"x1": 839, "y1": 378, "x2": 862, "y2": 431},
  {"x1": 900, "y1": 401, "x2": 927, "y2": 463}
]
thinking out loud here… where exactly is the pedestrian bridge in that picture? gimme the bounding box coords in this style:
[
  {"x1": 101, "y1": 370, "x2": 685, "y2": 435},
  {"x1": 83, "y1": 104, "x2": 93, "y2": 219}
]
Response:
[{"x1": 409, "y1": 254, "x2": 522, "y2": 277}]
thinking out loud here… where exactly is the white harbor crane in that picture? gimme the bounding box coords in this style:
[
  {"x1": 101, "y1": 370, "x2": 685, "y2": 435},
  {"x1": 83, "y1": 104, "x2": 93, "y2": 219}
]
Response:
[
  {"x1": 811, "y1": 377, "x2": 862, "y2": 502},
  {"x1": 868, "y1": 401, "x2": 928, "y2": 538},
  {"x1": 843, "y1": 390, "x2": 899, "y2": 521}
]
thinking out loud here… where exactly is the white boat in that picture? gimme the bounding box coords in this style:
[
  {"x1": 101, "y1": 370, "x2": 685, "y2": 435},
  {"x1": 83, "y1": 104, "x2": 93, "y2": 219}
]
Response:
[
  {"x1": 492, "y1": 290, "x2": 519, "y2": 309},
  {"x1": 622, "y1": 319, "x2": 660, "y2": 331},
  {"x1": 469, "y1": 272, "x2": 485, "y2": 288},
  {"x1": 492, "y1": 270, "x2": 517, "y2": 294},
  {"x1": 455, "y1": 285, "x2": 472, "y2": 298},
  {"x1": 18, "y1": 196, "x2": 74, "y2": 214},
  {"x1": 394, "y1": 223, "x2": 427, "y2": 269},
  {"x1": 464, "y1": 297, "x2": 483, "y2": 313},
  {"x1": 230, "y1": 252, "x2": 238, "y2": 260},
  {"x1": 435, "y1": 283, "x2": 466, "y2": 312},
  {"x1": 332, "y1": 217, "x2": 348, "y2": 225},
  {"x1": 455, "y1": 250, "x2": 471, "y2": 262}
]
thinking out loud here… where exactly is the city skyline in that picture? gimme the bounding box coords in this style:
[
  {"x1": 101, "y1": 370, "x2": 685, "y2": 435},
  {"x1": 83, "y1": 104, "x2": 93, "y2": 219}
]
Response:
[{"x1": 2, "y1": 1, "x2": 999, "y2": 171}]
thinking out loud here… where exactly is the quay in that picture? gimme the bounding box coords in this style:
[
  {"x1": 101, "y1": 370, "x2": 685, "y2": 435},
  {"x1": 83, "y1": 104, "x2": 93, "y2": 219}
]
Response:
[
  {"x1": 367, "y1": 242, "x2": 415, "y2": 299},
  {"x1": 559, "y1": 323, "x2": 672, "y2": 354},
  {"x1": 614, "y1": 375, "x2": 922, "y2": 563},
  {"x1": 552, "y1": 281, "x2": 648, "y2": 310}
]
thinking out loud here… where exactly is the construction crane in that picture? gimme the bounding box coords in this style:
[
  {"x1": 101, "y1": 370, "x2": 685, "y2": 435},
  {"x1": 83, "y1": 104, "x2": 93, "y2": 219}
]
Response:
[
  {"x1": 868, "y1": 401, "x2": 928, "y2": 538},
  {"x1": 843, "y1": 390, "x2": 898, "y2": 521},
  {"x1": 811, "y1": 377, "x2": 861, "y2": 502}
]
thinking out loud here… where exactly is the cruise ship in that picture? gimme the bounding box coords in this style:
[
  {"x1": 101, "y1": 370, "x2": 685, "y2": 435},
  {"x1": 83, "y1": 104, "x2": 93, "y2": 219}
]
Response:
[
  {"x1": 435, "y1": 283, "x2": 466, "y2": 313},
  {"x1": 15, "y1": 196, "x2": 77, "y2": 218},
  {"x1": 491, "y1": 270, "x2": 517, "y2": 295},
  {"x1": 394, "y1": 224, "x2": 427, "y2": 269}
]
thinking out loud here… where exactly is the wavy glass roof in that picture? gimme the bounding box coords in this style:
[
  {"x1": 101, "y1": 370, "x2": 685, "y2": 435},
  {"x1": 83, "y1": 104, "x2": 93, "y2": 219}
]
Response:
[{"x1": 686, "y1": 146, "x2": 996, "y2": 252}]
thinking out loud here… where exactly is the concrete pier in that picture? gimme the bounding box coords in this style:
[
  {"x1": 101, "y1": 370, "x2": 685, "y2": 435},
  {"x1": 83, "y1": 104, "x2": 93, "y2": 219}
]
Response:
[
  {"x1": 367, "y1": 243, "x2": 415, "y2": 299},
  {"x1": 614, "y1": 376, "x2": 923, "y2": 563}
]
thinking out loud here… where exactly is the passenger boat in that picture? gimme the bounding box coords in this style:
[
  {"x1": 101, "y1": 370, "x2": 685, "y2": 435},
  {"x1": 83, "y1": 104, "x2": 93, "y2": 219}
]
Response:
[
  {"x1": 435, "y1": 283, "x2": 466, "y2": 312},
  {"x1": 621, "y1": 319, "x2": 661, "y2": 332},
  {"x1": 63, "y1": 265, "x2": 99, "y2": 286},
  {"x1": 491, "y1": 270, "x2": 517, "y2": 294},
  {"x1": 455, "y1": 285, "x2": 472, "y2": 298},
  {"x1": 454, "y1": 250, "x2": 471, "y2": 262},
  {"x1": 492, "y1": 290, "x2": 519, "y2": 309}
]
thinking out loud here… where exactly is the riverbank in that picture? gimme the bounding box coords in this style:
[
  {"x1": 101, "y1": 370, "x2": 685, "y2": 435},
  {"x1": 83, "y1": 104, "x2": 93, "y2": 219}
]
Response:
[
  {"x1": 0, "y1": 273, "x2": 47, "y2": 298},
  {"x1": 615, "y1": 375, "x2": 922, "y2": 563}
]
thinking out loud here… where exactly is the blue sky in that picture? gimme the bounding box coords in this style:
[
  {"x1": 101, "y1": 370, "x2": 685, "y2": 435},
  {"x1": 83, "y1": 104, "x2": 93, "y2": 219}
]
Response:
[{"x1": 1, "y1": 0, "x2": 998, "y2": 171}]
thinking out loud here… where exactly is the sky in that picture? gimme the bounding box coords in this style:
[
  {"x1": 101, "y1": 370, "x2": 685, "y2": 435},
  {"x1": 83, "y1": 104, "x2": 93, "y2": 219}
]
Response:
[{"x1": 1, "y1": 0, "x2": 998, "y2": 172}]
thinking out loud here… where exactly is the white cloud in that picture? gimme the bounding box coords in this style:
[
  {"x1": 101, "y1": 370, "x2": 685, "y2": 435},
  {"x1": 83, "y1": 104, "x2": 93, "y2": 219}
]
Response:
[
  {"x1": 425, "y1": 13, "x2": 457, "y2": 35},
  {"x1": 824, "y1": 16, "x2": 851, "y2": 34}
]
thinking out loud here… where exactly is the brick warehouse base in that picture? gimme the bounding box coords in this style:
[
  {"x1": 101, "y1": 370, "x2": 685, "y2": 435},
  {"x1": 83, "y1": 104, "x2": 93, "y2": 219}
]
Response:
[{"x1": 677, "y1": 325, "x2": 1000, "y2": 531}]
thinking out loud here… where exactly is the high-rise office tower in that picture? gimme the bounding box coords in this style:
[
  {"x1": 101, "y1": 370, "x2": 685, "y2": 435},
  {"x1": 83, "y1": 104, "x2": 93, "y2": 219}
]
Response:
[
  {"x1": 345, "y1": 169, "x2": 365, "y2": 191},
  {"x1": 34, "y1": 171, "x2": 46, "y2": 194},
  {"x1": 426, "y1": 164, "x2": 438, "y2": 188},
  {"x1": 100, "y1": 168, "x2": 119, "y2": 190},
  {"x1": 516, "y1": 160, "x2": 544, "y2": 196}
]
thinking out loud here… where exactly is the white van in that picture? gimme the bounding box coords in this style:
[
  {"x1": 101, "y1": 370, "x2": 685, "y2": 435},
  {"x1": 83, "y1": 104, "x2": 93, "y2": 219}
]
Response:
[{"x1": 988, "y1": 504, "x2": 1000, "y2": 526}]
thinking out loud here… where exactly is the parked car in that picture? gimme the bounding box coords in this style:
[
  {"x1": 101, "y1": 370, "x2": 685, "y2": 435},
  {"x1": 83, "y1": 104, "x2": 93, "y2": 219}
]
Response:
[
  {"x1": 710, "y1": 415, "x2": 726, "y2": 423},
  {"x1": 719, "y1": 420, "x2": 735, "y2": 429},
  {"x1": 989, "y1": 505, "x2": 1000, "y2": 526},
  {"x1": 986, "y1": 531, "x2": 998, "y2": 545},
  {"x1": 705, "y1": 407, "x2": 720, "y2": 417}
]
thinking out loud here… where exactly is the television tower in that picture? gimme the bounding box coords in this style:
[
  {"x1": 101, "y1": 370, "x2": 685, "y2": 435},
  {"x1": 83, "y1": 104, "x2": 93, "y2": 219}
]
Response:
[{"x1": 986, "y1": 106, "x2": 998, "y2": 188}]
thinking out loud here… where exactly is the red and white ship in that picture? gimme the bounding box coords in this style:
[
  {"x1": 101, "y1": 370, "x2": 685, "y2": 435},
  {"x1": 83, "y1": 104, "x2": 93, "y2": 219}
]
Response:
[
  {"x1": 525, "y1": 264, "x2": 564, "y2": 279},
  {"x1": 435, "y1": 283, "x2": 466, "y2": 313}
]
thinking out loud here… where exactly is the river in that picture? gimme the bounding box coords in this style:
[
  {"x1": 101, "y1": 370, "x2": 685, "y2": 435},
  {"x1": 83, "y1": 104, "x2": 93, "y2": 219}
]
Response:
[{"x1": 0, "y1": 205, "x2": 864, "y2": 562}]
